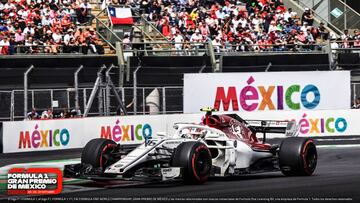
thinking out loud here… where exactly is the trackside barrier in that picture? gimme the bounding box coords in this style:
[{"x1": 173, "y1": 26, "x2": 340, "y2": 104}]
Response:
[
  {"x1": 1, "y1": 109, "x2": 360, "y2": 153},
  {"x1": 183, "y1": 71, "x2": 351, "y2": 113}
]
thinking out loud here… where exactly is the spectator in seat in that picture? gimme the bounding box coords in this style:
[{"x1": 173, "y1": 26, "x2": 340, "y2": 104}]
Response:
[
  {"x1": 31, "y1": 38, "x2": 41, "y2": 54},
  {"x1": 341, "y1": 29, "x2": 352, "y2": 40},
  {"x1": 41, "y1": 108, "x2": 53, "y2": 119},
  {"x1": 52, "y1": 29, "x2": 62, "y2": 53},
  {"x1": 74, "y1": 27, "x2": 85, "y2": 44},
  {"x1": 341, "y1": 29, "x2": 352, "y2": 48},
  {"x1": 51, "y1": 38, "x2": 60, "y2": 54},
  {"x1": 296, "y1": 30, "x2": 306, "y2": 44},
  {"x1": 122, "y1": 34, "x2": 131, "y2": 49},
  {"x1": 212, "y1": 36, "x2": 222, "y2": 53},
  {"x1": 61, "y1": 108, "x2": 71, "y2": 118},
  {"x1": 87, "y1": 28, "x2": 98, "y2": 53},
  {"x1": 330, "y1": 36, "x2": 339, "y2": 53},
  {"x1": 352, "y1": 98, "x2": 360, "y2": 109},
  {"x1": 69, "y1": 38, "x2": 80, "y2": 53},
  {"x1": 24, "y1": 36, "x2": 34, "y2": 53},
  {"x1": 284, "y1": 8, "x2": 296, "y2": 22},
  {"x1": 268, "y1": 21, "x2": 278, "y2": 33},
  {"x1": 353, "y1": 97, "x2": 360, "y2": 109},
  {"x1": 61, "y1": 14, "x2": 72, "y2": 28},
  {"x1": 63, "y1": 28, "x2": 74, "y2": 53},
  {"x1": 78, "y1": 0, "x2": 94, "y2": 25},
  {"x1": 95, "y1": 38, "x2": 104, "y2": 55},
  {"x1": 0, "y1": 21, "x2": 9, "y2": 32},
  {"x1": 8, "y1": 35, "x2": 15, "y2": 55},
  {"x1": 173, "y1": 31, "x2": 184, "y2": 55},
  {"x1": 43, "y1": 38, "x2": 53, "y2": 53},
  {"x1": 0, "y1": 36, "x2": 10, "y2": 55},
  {"x1": 23, "y1": 23, "x2": 35, "y2": 36},
  {"x1": 81, "y1": 30, "x2": 96, "y2": 55},
  {"x1": 52, "y1": 29, "x2": 62, "y2": 44},
  {"x1": 318, "y1": 22, "x2": 329, "y2": 40},
  {"x1": 301, "y1": 8, "x2": 314, "y2": 26},
  {"x1": 161, "y1": 18, "x2": 170, "y2": 37},
  {"x1": 300, "y1": 21, "x2": 310, "y2": 33},
  {"x1": 354, "y1": 30, "x2": 360, "y2": 48},
  {"x1": 27, "y1": 108, "x2": 39, "y2": 120},
  {"x1": 190, "y1": 29, "x2": 203, "y2": 49},
  {"x1": 5, "y1": 20, "x2": 15, "y2": 33}
]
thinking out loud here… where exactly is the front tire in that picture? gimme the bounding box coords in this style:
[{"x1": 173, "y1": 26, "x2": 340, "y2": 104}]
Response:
[
  {"x1": 279, "y1": 137, "x2": 317, "y2": 176},
  {"x1": 81, "y1": 138, "x2": 118, "y2": 170},
  {"x1": 171, "y1": 142, "x2": 212, "y2": 184}
]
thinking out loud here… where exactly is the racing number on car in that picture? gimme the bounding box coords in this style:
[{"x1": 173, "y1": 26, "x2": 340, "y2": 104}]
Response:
[{"x1": 231, "y1": 125, "x2": 243, "y2": 139}]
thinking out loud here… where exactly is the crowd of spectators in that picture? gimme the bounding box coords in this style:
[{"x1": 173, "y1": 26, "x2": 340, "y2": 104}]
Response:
[
  {"x1": 1, "y1": 0, "x2": 359, "y2": 55},
  {"x1": 124, "y1": 0, "x2": 358, "y2": 53},
  {"x1": 0, "y1": 0, "x2": 104, "y2": 55},
  {"x1": 26, "y1": 107, "x2": 81, "y2": 120},
  {"x1": 331, "y1": 29, "x2": 360, "y2": 50}
]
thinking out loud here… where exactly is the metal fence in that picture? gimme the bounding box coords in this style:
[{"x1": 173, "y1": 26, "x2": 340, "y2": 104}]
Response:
[
  {"x1": 1, "y1": 83, "x2": 359, "y2": 121},
  {"x1": 0, "y1": 86, "x2": 183, "y2": 121}
]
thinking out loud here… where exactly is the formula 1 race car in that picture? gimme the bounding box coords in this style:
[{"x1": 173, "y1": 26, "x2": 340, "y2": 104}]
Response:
[{"x1": 64, "y1": 108, "x2": 317, "y2": 184}]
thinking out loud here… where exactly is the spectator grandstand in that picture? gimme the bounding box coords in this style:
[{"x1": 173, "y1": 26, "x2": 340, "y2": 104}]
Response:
[
  {"x1": 133, "y1": 0, "x2": 327, "y2": 52},
  {"x1": 0, "y1": 0, "x2": 359, "y2": 55},
  {"x1": 101, "y1": 0, "x2": 358, "y2": 54},
  {"x1": 0, "y1": 0, "x2": 102, "y2": 55}
]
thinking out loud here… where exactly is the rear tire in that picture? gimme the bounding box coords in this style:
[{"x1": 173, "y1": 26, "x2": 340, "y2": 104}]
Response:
[
  {"x1": 171, "y1": 142, "x2": 212, "y2": 184},
  {"x1": 279, "y1": 137, "x2": 317, "y2": 176},
  {"x1": 81, "y1": 138, "x2": 117, "y2": 170}
]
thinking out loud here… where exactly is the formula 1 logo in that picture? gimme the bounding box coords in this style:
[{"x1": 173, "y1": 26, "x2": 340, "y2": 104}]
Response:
[{"x1": 7, "y1": 168, "x2": 62, "y2": 195}]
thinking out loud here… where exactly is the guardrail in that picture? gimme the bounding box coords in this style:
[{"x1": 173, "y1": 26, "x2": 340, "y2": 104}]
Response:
[
  {"x1": 0, "y1": 86, "x2": 183, "y2": 121},
  {"x1": 0, "y1": 45, "x2": 105, "y2": 55},
  {"x1": 2, "y1": 109, "x2": 360, "y2": 153},
  {"x1": 118, "y1": 41, "x2": 329, "y2": 55}
]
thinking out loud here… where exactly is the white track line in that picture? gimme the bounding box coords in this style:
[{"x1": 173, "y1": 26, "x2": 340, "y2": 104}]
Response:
[
  {"x1": 316, "y1": 138, "x2": 360, "y2": 141},
  {"x1": 0, "y1": 159, "x2": 80, "y2": 175},
  {"x1": 317, "y1": 144, "x2": 360, "y2": 148}
]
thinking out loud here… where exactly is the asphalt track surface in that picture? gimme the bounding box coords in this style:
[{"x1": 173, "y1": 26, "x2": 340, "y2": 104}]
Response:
[{"x1": 1, "y1": 138, "x2": 360, "y2": 203}]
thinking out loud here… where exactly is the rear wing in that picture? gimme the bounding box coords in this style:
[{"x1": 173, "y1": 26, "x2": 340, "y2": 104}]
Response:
[{"x1": 246, "y1": 120, "x2": 299, "y2": 137}]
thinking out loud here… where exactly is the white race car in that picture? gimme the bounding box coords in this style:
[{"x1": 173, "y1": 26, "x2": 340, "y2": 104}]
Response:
[{"x1": 64, "y1": 109, "x2": 317, "y2": 184}]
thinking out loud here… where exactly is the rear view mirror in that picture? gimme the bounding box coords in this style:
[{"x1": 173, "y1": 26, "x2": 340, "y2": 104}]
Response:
[{"x1": 156, "y1": 132, "x2": 167, "y2": 137}]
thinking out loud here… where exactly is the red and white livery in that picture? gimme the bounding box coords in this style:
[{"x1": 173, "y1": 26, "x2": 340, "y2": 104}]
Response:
[{"x1": 64, "y1": 108, "x2": 317, "y2": 184}]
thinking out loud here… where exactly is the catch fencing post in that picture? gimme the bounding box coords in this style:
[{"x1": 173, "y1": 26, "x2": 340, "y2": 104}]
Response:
[
  {"x1": 142, "y1": 88, "x2": 145, "y2": 114},
  {"x1": 207, "y1": 41, "x2": 217, "y2": 72},
  {"x1": 98, "y1": 65, "x2": 107, "y2": 116},
  {"x1": 10, "y1": 91, "x2": 14, "y2": 121},
  {"x1": 24, "y1": 65, "x2": 34, "y2": 119},
  {"x1": 74, "y1": 65, "x2": 84, "y2": 115},
  {"x1": 133, "y1": 56, "x2": 142, "y2": 115},
  {"x1": 133, "y1": 66, "x2": 141, "y2": 115},
  {"x1": 105, "y1": 64, "x2": 115, "y2": 116},
  {"x1": 162, "y1": 87, "x2": 166, "y2": 114},
  {"x1": 83, "y1": 65, "x2": 106, "y2": 117},
  {"x1": 116, "y1": 42, "x2": 126, "y2": 87}
]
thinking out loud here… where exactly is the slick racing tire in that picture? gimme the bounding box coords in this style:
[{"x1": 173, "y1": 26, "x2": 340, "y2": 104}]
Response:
[
  {"x1": 279, "y1": 137, "x2": 317, "y2": 176},
  {"x1": 81, "y1": 138, "x2": 118, "y2": 170},
  {"x1": 171, "y1": 142, "x2": 212, "y2": 184}
]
